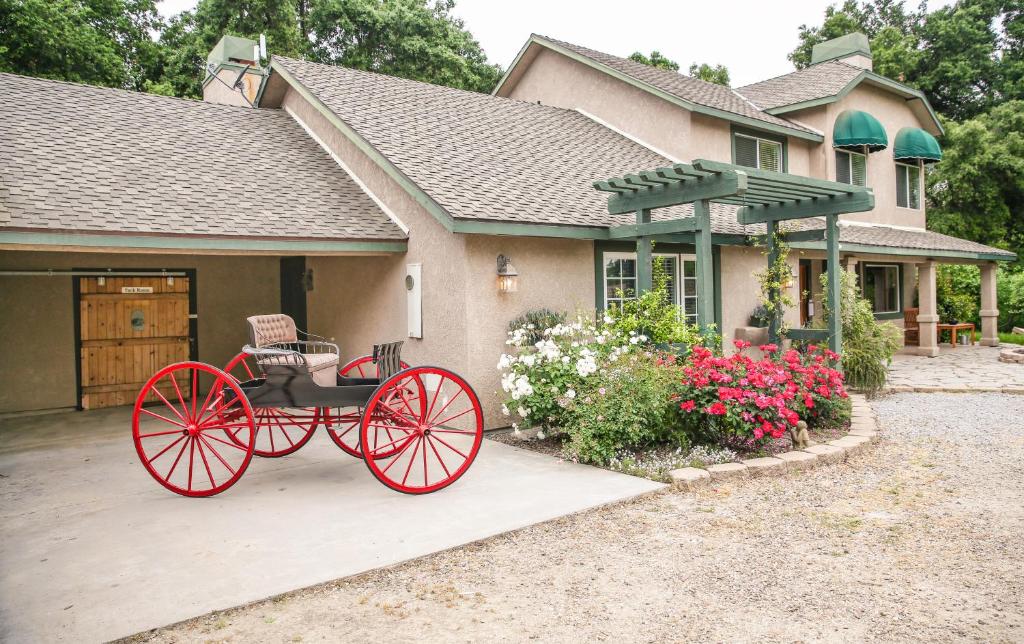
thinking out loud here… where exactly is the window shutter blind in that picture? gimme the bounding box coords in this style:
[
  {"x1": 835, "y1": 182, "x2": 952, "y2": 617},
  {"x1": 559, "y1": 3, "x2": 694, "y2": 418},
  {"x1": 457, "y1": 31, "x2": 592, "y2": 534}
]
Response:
[
  {"x1": 835, "y1": 151, "x2": 851, "y2": 184},
  {"x1": 759, "y1": 140, "x2": 782, "y2": 172},
  {"x1": 896, "y1": 164, "x2": 908, "y2": 207},
  {"x1": 908, "y1": 165, "x2": 921, "y2": 208},
  {"x1": 851, "y1": 153, "x2": 866, "y2": 186},
  {"x1": 735, "y1": 135, "x2": 758, "y2": 168}
]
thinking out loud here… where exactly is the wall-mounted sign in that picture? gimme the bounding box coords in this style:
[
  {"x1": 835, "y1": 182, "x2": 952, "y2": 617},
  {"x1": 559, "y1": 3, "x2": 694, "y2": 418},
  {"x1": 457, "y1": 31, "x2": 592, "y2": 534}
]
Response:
[{"x1": 121, "y1": 286, "x2": 154, "y2": 294}]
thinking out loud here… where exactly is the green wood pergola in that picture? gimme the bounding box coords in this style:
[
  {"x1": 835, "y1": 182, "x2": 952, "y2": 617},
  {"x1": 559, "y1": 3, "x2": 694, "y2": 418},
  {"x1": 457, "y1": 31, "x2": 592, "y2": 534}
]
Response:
[{"x1": 593, "y1": 158, "x2": 875, "y2": 353}]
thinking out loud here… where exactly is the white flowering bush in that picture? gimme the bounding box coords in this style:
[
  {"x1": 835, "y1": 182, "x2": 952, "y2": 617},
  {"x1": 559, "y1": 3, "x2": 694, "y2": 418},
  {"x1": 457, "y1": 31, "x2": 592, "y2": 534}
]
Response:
[{"x1": 498, "y1": 313, "x2": 642, "y2": 436}]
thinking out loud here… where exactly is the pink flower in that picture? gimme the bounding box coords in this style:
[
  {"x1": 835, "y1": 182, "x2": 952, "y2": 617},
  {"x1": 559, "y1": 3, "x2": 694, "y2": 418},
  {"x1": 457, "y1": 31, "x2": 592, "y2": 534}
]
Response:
[
  {"x1": 707, "y1": 402, "x2": 727, "y2": 416},
  {"x1": 680, "y1": 400, "x2": 696, "y2": 412}
]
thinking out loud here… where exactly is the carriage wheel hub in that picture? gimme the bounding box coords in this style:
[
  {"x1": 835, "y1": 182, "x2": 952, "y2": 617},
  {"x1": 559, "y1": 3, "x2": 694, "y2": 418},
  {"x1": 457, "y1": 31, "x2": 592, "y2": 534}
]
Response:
[{"x1": 186, "y1": 423, "x2": 199, "y2": 436}]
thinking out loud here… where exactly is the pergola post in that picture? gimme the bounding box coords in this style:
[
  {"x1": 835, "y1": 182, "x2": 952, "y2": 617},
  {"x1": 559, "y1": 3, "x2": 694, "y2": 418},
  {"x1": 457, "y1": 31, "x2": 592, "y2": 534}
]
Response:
[
  {"x1": 635, "y1": 208, "x2": 652, "y2": 294},
  {"x1": 765, "y1": 219, "x2": 781, "y2": 344},
  {"x1": 980, "y1": 262, "x2": 1000, "y2": 346},
  {"x1": 826, "y1": 214, "x2": 842, "y2": 355},
  {"x1": 916, "y1": 261, "x2": 940, "y2": 357},
  {"x1": 693, "y1": 199, "x2": 715, "y2": 329}
]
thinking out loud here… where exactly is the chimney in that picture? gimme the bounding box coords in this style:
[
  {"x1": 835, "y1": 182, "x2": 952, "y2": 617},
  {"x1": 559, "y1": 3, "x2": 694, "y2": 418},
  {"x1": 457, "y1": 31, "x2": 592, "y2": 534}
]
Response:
[
  {"x1": 203, "y1": 35, "x2": 267, "y2": 107},
  {"x1": 811, "y1": 33, "x2": 872, "y2": 71}
]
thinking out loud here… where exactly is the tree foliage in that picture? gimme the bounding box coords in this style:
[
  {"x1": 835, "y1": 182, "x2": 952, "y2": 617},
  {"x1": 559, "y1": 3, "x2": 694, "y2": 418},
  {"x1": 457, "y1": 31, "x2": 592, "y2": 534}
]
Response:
[
  {"x1": 627, "y1": 50, "x2": 679, "y2": 71},
  {"x1": 927, "y1": 101, "x2": 1024, "y2": 267},
  {"x1": 688, "y1": 62, "x2": 730, "y2": 86},
  {"x1": 0, "y1": 0, "x2": 163, "y2": 91}
]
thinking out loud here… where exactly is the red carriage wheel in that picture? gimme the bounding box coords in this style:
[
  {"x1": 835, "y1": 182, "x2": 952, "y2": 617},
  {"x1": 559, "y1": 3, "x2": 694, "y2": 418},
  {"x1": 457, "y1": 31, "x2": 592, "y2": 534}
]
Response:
[
  {"x1": 132, "y1": 362, "x2": 256, "y2": 497},
  {"x1": 221, "y1": 352, "x2": 319, "y2": 458},
  {"x1": 360, "y1": 366, "x2": 483, "y2": 494},
  {"x1": 325, "y1": 354, "x2": 411, "y2": 457}
]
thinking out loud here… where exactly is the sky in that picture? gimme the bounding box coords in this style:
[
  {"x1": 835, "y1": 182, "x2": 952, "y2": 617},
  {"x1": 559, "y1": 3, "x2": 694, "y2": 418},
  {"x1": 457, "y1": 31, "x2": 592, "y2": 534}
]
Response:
[{"x1": 156, "y1": 0, "x2": 955, "y2": 87}]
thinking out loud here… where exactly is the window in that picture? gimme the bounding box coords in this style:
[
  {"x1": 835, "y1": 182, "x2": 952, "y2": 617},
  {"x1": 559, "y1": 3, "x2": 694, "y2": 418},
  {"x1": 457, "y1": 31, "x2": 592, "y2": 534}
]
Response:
[
  {"x1": 861, "y1": 264, "x2": 900, "y2": 314},
  {"x1": 734, "y1": 133, "x2": 783, "y2": 172},
  {"x1": 602, "y1": 252, "x2": 699, "y2": 323},
  {"x1": 896, "y1": 162, "x2": 921, "y2": 209},
  {"x1": 836, "y1": 150, "x2": 866, "y2": 186}
]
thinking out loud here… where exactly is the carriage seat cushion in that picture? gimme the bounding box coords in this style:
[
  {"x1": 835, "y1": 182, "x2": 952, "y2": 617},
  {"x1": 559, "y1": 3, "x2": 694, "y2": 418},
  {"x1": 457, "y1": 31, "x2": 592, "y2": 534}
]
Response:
[
  {"x1": 247, "y1": 314, "x2": 299, "y2": 347},
  {"x1": 257, "y1": 351, "x2": 339, "y2": 387}
]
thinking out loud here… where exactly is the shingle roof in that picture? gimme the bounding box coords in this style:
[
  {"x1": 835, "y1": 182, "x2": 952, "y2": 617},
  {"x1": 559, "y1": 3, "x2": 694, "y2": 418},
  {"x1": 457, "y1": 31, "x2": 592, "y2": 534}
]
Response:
[
  {"x1": 838, "y1": 224, "x2": 1015, "y2": 258},
  {"x1": 736, "y1": 60, "x2": 864, "y2": 111},
  {"x1": 531, "y1": 36, "x2": 820, "y2": 137},
  {"x1": 0, "y1": 72, "x2": 404, "y2": 241},
  {"x1": 274, "y1": 55, "x2": 705, "y2": 229}
]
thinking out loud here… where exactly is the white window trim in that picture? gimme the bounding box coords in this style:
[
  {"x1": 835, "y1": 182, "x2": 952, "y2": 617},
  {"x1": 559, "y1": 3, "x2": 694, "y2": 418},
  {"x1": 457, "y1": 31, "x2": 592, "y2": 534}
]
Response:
[
  {"x1": 602, "y1": 251, "x2": 698, "y2": 322},
  {"x1": 862, "y1": 263, "x2": 901, "y2": 314},
  {"x1": 836, "y1": 149, "x2": 867, "y2": 187},
  {"x1": 895, "y1": 161, "x2": 922, "y2": 210},
  {"x1": 735, "y1": 133, "x2": 784, "y2": 172}
]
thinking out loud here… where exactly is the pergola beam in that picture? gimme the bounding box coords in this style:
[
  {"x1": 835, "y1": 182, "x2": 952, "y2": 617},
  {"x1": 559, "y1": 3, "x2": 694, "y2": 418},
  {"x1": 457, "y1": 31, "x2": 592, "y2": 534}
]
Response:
[
  {"x1": 738, "y1": 190, "x2": 874, "y2": 225},
  {"x1": 782, "y1": 228, "x2": 826, "y2": 242},
  {"x1": 607, "y1": 217, "x2": 701, "y2": 239},
  {"x1": 604, "y1": 170, "x2": 747, "y2": 215},
  {"x1": 694, "y1": 159, "x2": 860, "y2": 195}
]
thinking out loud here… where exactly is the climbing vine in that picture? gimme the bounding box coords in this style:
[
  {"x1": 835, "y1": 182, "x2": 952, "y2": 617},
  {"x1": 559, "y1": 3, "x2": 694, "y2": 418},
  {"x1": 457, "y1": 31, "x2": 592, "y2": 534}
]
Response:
[{"x1": 753, "y1": 232, "x2": 795, "y2": 336}]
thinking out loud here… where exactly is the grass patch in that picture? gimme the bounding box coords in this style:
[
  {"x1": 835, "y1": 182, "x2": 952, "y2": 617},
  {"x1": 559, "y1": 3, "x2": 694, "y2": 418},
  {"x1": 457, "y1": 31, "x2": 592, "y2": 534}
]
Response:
[{"x1": 999, "y1": 332, "x2": 1024, "y2": 345}]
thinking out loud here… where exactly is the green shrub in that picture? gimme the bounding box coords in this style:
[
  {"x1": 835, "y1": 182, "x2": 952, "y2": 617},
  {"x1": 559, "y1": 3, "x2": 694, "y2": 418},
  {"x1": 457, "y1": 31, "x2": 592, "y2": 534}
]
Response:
[
  {"x1": 998, "y1": 270, "x2": 1024, "y2": 332},
  {"x1": 935, "y1": 265, "x2": 1024, "y2": 332},
  {"x1": 559, "y1": 354, "x2": 685, "y2": 465},
  {"x1": 607, "y1": 258, "x2": 705, "y2": 346},
  {"x1": 507, "y1": 308, "x2": 566, "y2": 345},
  {"x1": 821, "y1": 271, "x2": 902, "y2": 395}
]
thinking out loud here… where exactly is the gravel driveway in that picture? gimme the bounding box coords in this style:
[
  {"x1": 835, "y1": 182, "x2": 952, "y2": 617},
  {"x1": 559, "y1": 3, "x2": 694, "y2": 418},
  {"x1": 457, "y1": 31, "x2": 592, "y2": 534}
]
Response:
[{"x1": 131, "y1": 393, "x2": 1024, "y2": 643}]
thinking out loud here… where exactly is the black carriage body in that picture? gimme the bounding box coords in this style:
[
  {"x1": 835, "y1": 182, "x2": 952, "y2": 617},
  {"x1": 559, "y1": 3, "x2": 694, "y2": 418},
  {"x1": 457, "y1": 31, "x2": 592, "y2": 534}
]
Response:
[{"x1": 236, "y1": 364, "x2": 380, "y2": 409}]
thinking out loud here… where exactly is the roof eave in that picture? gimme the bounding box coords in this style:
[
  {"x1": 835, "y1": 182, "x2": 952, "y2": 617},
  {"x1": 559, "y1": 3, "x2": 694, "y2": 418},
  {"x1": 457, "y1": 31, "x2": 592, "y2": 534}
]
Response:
[
  {"x1": 762, "y1": 70, "x2": 944, "y2": 136},
  {"x1": 511, "y1": 36, "x2": 823, "y2": 143}
]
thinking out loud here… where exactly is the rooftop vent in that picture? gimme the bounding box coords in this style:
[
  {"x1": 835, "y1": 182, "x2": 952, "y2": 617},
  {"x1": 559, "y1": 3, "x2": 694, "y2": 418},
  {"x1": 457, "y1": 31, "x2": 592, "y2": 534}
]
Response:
[{"x1": 811, "y1": 33, "x2": 872, "y2": 71}]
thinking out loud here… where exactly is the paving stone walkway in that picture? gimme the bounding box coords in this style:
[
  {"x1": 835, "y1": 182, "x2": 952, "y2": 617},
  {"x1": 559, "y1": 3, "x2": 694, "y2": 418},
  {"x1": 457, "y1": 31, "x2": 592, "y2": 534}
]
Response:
[{"x1": 887, "y1": 345, "x2": 1024, "y2": 392}]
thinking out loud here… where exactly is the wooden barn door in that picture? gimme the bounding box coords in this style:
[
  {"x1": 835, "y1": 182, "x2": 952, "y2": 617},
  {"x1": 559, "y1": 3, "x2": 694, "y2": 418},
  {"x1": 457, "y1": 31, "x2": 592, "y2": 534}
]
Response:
[{"x1": 78, "y1": 276, "x2": 191, "y2": 409}]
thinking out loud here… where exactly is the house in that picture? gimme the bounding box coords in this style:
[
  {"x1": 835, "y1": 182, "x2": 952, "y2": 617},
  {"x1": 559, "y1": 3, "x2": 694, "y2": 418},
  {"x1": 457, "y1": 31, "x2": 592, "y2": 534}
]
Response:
[{"x1": 0, "y1": 32, "x2": 1014, "y2": 425}]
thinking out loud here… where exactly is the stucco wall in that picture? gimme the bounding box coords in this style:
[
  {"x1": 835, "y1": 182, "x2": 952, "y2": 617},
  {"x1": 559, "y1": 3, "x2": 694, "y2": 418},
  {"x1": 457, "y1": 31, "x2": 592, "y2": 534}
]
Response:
[
  {"x1": 790, "y1": 83, "x2": 931, "y2": 228},
  {"x1": 0, "y1": 251, "x2": 278, "y2": 414},
  {"x1": 719, "y1": 245, "x2": 800, "y2": 351},
  {"x1": 463, "y1": 235, "x2": 596, "y2": 427},
  {"x1": 502, "y1": 47, "x2": 692, "y2": 160}
]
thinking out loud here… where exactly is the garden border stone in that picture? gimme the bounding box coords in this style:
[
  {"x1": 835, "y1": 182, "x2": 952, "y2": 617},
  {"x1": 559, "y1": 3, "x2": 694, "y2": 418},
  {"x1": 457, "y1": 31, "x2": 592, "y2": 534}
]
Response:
[{"x1": 669, "y1": 393, "x2": 880, "y2": 489}]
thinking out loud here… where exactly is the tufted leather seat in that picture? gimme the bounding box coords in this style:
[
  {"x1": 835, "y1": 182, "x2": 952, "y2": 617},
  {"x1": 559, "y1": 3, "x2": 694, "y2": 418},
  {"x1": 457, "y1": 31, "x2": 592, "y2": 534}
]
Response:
[{"x1": 246, "y1": 314, "x2": 340, "y2": 386}]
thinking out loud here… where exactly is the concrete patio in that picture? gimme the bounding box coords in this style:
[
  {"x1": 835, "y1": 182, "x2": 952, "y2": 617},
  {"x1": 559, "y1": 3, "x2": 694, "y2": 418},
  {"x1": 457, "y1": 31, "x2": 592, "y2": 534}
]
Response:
[
  {"x1": 0, "y1": 408, "x2": 664, "y2": 642},
  {"x1": 888, "y1": 344, "x2": 1024, "y2": 392}
]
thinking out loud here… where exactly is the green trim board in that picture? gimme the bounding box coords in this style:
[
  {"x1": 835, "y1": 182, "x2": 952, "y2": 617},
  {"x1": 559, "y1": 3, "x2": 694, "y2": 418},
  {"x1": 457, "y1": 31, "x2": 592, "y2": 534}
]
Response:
[
  {"x1": 0, "y1": 231, "x2": 408, "y2": 254},
  {"x1": 787, "y1": 240, "x2": 1016, "y2": 263},
  {"x1": 496, "y1": 36, "x2": 823, "y2": 143}
]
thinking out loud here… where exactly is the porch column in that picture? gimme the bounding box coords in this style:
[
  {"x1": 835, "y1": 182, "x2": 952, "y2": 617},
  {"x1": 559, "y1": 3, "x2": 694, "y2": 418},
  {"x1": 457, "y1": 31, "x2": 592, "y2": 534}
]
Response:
[
  {"x1": 844, "y1": 256, "x2": 859, "y2": 279},
  {"x1": 980, "y1": 262, "x2": 1000, "y2": 346},
  {"x1": 765, "y1": 218, "x2": 781, "y2": 344},
  {"x1": 693, "y1": 199, "x2": 715, "y2": 329},
  {"x1": 901, "y1": 262, "x2": 917, "y2": 313},
  {"x1": 635, "y1": 208, "x2": 652, "y2": 294},
  {"x1": 916, "y1": 260, "x2": 940, "y2": 357},
  {"x1": 810, "y1": 259, "x2": 824, "y2": 324},
  {"x1": 826, "y1": 214, "x2": 842, "y2": 355}
]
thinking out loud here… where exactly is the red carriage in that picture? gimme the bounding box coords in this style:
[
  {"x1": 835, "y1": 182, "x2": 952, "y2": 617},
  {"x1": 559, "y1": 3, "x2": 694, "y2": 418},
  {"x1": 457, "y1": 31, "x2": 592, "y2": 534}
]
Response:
[{"x1": 131, "y1": 314, "x2": 484, "y2": 497}]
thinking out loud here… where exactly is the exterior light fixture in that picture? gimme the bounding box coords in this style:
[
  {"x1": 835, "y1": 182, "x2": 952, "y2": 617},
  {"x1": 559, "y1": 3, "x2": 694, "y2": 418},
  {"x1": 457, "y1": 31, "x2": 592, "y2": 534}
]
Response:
[
  {"x1": 496, "y1": 254, "x2": 518, "y2": 293},
  {"x1": 807, "y1": 297, "x2": 816, "y2": 319}
]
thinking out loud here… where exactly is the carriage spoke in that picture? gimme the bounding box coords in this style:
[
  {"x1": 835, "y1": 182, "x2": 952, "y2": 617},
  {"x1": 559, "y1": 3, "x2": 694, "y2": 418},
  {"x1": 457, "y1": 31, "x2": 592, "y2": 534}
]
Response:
[
  {"x1": 167, "y1": 371, "x2": 190, "y2": 422},
  {"x1": 199, "y1": 434, "x2": 236, "y2": 475},
  {"x1": 195, "y1": 435, "x2": 217, "y2": 489},
  {"x1": 426, "y1": 387, "x2": 465, "y2": 426},
  {"x1": 428, "y1": 426, "x2": 478, "y2": 434},
  {"x1": 165, "y1": 436, "x2": 190, "y2": 481},
  {"x1": 201, "y1": 431, "x2": 251, "y2": 451},
  {"x1": 190, "y1": 369, "x2": 200, "y2": 422},
  {"x1": 138, "y1": 408, "x2": 185, "y2": 428},
  {"x1": 270, "y1": 411, "x2": 297, "y2": 448},
  {"x1": 430, "y1": 406, "x2": 475, "y2": 429},
  {"x1": 150, "y1": 387, "x2": 187, "y2": 423},
  {"x1": 367, "y1": 432, "x2": 416, "y2": 457},
  {"x1": 401, "y1": 437, "x2": 422, "y2": 486},
  {"x1": 380, "y1": 436, "x2": 417, "y2": 474},
  {"x1": 187, "y1": 437, "x2": 195, "y2": 492},
  {"x1": 137, "y1": 427, "x2": 187, "y2": 439},
  {"x1": 426, "y1": 435, "x2": 451, "y2": 478},
  {"x1": 147, "y1": 435, "x2": 186, "y2": 464},
  {"x1": 430, "y1": 433, "x2": 468, "y2": 459}
]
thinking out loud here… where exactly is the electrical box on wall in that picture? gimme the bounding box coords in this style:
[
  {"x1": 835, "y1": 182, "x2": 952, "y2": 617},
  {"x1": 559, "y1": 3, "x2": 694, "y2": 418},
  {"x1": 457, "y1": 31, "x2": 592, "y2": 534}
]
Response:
[{"x1": 406, "y1": 263, "x2": 422, "y2": 338}]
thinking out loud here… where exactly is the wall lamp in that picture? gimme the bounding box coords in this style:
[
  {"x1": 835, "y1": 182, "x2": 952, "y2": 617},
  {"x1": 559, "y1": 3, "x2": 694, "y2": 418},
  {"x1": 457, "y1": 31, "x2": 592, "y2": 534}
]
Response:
[{"x1": 496, "y1": 254, "x2": 518, "y2": 293}]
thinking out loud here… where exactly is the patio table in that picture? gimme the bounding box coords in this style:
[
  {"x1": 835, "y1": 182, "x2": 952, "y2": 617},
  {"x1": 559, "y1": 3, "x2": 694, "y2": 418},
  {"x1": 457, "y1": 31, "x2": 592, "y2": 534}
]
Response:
[{"x1": 936, "y1": 322, "x2": 975, "y2": 347}]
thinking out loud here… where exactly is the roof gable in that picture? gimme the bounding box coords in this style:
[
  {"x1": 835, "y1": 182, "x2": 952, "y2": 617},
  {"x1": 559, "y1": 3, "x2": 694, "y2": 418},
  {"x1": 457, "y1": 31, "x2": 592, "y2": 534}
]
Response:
[{"x1": 494, "y1": 35, "x2": 823, "y2": 142}]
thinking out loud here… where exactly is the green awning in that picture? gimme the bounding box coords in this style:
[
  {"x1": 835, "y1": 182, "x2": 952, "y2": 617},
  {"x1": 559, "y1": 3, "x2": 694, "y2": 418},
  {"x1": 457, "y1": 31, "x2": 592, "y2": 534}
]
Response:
[
  {"x1": 833, "y1": 110, "x2": 888, "y2": 151},
  {"x1": 894, "y1": 127, "x2": 942, "y2": 163}
]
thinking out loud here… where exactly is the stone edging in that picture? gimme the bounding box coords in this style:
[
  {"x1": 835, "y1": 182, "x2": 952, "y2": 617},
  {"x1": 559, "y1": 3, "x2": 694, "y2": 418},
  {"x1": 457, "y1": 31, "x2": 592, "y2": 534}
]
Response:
[
  {"x1": 885, "y1": 385, "x2": 1024, "y2": 395},
  {"x1": 668, "y1": 393, "x2": 878, "y2": 489}
]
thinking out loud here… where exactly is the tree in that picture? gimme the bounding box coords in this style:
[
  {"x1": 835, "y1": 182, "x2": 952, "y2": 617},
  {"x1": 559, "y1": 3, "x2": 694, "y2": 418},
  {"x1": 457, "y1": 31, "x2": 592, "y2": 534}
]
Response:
[
  {"x1": 688, "y1": 62, "x2": 730, "y2": 86},
  {"x1": 0, "y1": 0, "x2": 164, "y2": 91},
  {"x1": 304, "y1": 0, "x2": 501, "y2": 93},
  {"x1": 628, "y1": 50, "x2": 679, "y2": 71},
  {"x1": 926, "y1": 101, "x2": 1024, "y2": 268}
]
